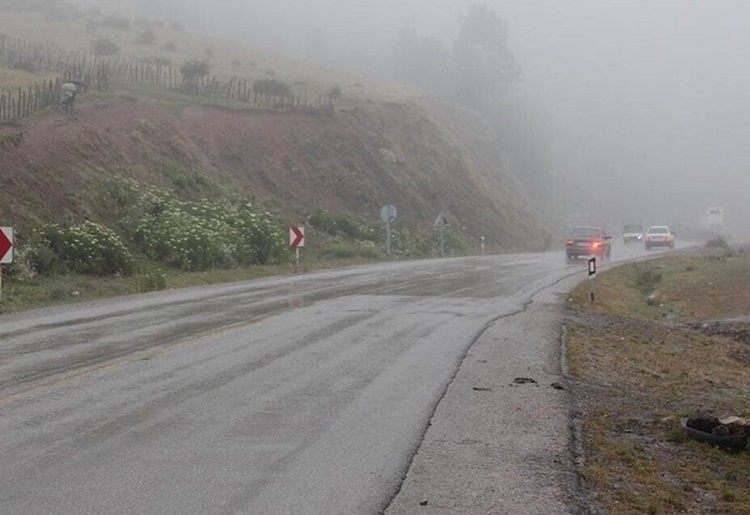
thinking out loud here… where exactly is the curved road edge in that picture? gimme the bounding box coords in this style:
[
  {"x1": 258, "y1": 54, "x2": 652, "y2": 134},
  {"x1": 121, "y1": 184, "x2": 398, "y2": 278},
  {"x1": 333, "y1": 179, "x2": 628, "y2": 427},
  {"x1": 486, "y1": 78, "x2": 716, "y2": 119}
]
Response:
[{"x1": 384, "y1": 272, "x2": 593, "y2": 515}]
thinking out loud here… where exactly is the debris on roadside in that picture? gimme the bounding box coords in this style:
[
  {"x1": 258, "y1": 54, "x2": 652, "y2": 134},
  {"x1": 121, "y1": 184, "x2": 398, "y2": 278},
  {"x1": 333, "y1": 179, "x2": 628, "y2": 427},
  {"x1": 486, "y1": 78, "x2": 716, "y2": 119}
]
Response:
[
  {"x1": 550, "y1": 382, "x2": 565, "y2": 390},
  {"x1": 683, "y1": 411, "x2": 749, "y2": 452}
]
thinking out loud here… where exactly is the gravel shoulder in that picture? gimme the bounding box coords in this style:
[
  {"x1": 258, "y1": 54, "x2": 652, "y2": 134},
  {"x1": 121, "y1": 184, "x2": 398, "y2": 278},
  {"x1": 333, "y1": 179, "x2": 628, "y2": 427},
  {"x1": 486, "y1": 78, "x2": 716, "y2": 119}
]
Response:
[{"x1": 386, "y1": 276, "x2": 590, "y2": 514}]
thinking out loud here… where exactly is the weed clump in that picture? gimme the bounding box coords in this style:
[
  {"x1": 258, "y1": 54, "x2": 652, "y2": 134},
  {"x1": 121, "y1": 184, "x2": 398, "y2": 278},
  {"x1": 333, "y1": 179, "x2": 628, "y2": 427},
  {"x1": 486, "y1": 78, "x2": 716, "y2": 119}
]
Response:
[{"x1": 634, "y1": 264, "x2": 662, "y2": 292}]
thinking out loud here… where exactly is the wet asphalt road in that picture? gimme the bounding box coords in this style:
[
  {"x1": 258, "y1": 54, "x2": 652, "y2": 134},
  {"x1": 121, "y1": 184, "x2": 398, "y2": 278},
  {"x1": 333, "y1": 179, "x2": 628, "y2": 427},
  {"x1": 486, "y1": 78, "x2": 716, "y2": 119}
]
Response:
[{"x1": 0, "y1": 242, "x2": 667, "y2": 514}]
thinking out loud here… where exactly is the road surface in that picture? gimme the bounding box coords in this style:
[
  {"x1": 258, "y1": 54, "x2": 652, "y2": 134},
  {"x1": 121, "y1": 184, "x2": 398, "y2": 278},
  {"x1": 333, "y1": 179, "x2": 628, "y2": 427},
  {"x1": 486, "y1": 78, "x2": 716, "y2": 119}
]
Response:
[{"x1": 0, "y1": 242, "x2": 664, "y2": 514}]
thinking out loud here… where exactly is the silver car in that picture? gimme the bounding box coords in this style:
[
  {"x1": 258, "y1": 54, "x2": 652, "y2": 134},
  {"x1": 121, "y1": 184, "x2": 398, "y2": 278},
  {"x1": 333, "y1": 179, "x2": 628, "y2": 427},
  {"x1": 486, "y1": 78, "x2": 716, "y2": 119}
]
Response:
[{"x1": 644, "y1": 225, "x2": 675, "y2": 249}]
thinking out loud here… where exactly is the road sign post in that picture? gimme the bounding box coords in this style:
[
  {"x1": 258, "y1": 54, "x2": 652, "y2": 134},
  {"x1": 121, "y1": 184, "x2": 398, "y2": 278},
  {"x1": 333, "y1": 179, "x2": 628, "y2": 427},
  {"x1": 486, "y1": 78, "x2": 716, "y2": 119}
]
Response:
[
  {"x1": 588, "y1": 256, "x2": 597, "y2": 303},
  {"x1": 433, "y1": 211, "x2": 449, "y2": 257},
  {"x1": 380, "y1": 205, "x2": 397, "y2": 255},
  {"x1": 0, "y1": 226, "x2": 14, "y2": 301},
  {"x1": 290, "y1": 226, "x2": 305, "y2": 273}
]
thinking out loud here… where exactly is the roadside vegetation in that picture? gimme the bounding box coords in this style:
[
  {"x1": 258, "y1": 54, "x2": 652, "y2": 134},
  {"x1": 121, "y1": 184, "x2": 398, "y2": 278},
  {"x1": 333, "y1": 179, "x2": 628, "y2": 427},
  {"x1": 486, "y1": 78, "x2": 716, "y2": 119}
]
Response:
[
  {"x1": 0, "y1": 162, "x2": 470, "y2": 315},
  {"x1": 565, "y1": 245, "x2": 750, "y2": 514}
]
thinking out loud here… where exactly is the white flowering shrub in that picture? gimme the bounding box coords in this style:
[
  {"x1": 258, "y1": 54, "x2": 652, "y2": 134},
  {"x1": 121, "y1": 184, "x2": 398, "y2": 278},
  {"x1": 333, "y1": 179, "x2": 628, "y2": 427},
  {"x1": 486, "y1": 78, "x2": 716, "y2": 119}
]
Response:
[
  {"x1": 133, "y1": 205, "x2": 237, "y2": 270},
  {"x1": 2, "y1": 244, "x2": 40, "y2": 280},
  {"x1": 123, "y1": 187, "x2": 287, "y2": 270},
  {"x1": 38, "y1": 221, "x2": 134, "y2": 276}
]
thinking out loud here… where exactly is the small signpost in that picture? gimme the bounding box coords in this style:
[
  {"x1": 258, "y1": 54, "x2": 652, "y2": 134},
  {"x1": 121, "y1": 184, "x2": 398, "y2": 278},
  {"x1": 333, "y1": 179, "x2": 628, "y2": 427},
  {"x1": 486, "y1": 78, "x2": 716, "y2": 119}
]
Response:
[
  {"x1": 0, "y1": 226, "x2": 14, "y2": 300},
  {"x1": 588, "y1": 256, "x2": 597, "y2": 303},
  {"x1": 290, "y1": 226, "x2": 305, "y2": 272},
  {"x1": 433, "y1": 210, "x2": 449, "y2": 257},
  {"x1": 380, "y1": 204, "x2": 397, "y2": 255}
]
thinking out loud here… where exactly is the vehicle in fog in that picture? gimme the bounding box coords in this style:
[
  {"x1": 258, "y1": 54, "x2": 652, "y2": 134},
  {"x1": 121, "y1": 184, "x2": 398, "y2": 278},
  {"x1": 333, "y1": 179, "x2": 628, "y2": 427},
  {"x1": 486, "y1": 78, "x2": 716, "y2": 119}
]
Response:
[
  {"x1": 622, "y1": 224, "x2": 645, "y2": 244},
  {"x1": 565, "y1": 226, "x2": 612, "y2": 260},
  {"x1": 644, "y1": 225, "x2": 676, "y2": 249}
]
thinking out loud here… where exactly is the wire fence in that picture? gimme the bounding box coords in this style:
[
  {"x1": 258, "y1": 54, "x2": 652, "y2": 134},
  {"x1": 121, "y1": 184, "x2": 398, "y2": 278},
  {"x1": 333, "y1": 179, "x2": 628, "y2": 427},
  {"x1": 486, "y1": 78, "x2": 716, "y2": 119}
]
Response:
[{"x1": 0, "y1": 35, "x2": 332, "y2": 123}]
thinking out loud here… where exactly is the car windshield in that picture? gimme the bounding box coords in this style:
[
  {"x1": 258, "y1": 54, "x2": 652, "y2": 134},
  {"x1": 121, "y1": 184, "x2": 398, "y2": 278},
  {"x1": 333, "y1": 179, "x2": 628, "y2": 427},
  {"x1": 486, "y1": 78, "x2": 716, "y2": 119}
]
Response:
[
  {"x1": 624, "y1": 225, "x2": 643, "y2": 232},
  {"x1": 570, "y1": 228, "x2": 601, "y2": 238},
  {"x1": 648, "y1": 227, "x2": 669, "y2": 234}
]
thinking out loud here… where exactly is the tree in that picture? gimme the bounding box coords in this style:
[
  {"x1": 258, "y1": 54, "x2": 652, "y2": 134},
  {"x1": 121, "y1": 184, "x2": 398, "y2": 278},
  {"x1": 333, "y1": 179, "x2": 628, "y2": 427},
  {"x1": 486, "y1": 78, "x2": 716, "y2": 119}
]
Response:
[
  {"x1": 180, "y1": 59, "x2": 210, "y2": 93},
  {"x1": 452, "y1": 3, "x2": 521, "y2": 107},
  {"x1": 393, "y1": 24, "x2": 451, "y2": 96},
  {"x1": 391, "y1": 5, "x2": 519, "y2": 107}
]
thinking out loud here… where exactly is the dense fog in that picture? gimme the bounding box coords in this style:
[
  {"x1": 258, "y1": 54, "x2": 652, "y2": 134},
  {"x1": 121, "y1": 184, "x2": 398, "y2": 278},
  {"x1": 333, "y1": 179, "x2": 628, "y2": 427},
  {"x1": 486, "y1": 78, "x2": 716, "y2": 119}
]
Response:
[{"x1": 75, "y1": 0, "x2": 750, "y2": 240}]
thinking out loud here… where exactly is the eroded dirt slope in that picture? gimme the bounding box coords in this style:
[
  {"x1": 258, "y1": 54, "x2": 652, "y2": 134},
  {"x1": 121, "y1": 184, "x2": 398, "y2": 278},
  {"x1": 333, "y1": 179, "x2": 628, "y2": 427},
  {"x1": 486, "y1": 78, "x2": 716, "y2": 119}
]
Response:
[{"x1": 0, "y1": 95, "x2": 549, "y2": 250}]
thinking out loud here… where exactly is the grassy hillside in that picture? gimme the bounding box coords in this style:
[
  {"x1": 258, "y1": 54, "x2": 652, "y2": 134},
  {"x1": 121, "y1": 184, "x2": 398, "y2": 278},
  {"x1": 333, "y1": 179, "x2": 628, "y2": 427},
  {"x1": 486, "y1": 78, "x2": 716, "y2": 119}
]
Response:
[{"x1": 0, "y1": 0, "x2": 414, "y2": 104}]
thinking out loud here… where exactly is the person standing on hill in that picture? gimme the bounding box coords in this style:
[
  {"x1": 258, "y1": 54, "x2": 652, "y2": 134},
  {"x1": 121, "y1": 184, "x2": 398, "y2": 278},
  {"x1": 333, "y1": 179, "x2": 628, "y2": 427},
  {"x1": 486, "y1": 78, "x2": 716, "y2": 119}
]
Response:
[{"x1": 60, "y1": 82, "x2": 77, "y2": 114}]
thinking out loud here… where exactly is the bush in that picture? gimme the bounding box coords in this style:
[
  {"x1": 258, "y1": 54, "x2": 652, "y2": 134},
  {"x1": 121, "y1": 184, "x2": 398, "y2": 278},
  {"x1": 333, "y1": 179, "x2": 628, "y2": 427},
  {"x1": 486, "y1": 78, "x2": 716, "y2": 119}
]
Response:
[
  {"x1": 326, "y1": 242, "x2": 357, "y2": 259},
  {"x1": 3, "y1": 244, "x2": 40, "y2": 280},
  {"x1": 134, "y1": 270, "x2": 167, "y2": 292},
  {"x1": 122, "y1": 188, "x2": 286, "y2": 270},
  {"x1": 634, "y1": 264, "x2": 662, "y2": 291},
  {"x1": 38, "y1": 221, "x2": 134, "y2": 276},
  {"x1": 307, "y1": 210, "x2": 377, "y2": 241},
  {"x1": 327, "y1": 85, "x2": 342, "y2": 99},
  {"x1": 253, "y1": 78, "x2": 292, "y2": 97},
  {"x1": 706, "y1": 236, "x2": 730, "y2": 248},
  {"x1": 135, "y1": 28, "x2": 156, "y2": 45},
  {"x1": 180, "y1": 59, "x2": 211, "y2": 92},
  {"x1": 91, "y1": 38, "x2": 120, "y2": 55}
]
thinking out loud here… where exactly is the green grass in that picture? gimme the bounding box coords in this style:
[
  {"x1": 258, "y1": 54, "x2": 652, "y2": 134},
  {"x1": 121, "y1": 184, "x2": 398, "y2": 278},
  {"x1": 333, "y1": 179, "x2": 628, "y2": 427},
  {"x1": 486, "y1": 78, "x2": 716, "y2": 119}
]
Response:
[{"x1": 566, "y1": 253, "x2": 750, "y2": 514}]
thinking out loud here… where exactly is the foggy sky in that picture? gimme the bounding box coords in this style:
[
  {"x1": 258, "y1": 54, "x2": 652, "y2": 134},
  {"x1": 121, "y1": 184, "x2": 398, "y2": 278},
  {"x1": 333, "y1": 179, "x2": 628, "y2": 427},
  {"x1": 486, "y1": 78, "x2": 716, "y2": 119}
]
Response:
[{"x1": 77, "y1": 0, "x2": 750, "y2": 237}]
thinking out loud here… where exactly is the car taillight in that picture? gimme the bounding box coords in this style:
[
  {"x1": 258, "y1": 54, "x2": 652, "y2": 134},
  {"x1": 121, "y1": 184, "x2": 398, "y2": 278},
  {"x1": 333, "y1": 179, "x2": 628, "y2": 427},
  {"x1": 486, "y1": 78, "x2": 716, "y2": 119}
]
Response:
[
  {"x1": 591, "y1": 241, "x2": 601, "y2": 248},
  {"x1": 566, "y1": 239, "x2": 574, "y2": 246}
]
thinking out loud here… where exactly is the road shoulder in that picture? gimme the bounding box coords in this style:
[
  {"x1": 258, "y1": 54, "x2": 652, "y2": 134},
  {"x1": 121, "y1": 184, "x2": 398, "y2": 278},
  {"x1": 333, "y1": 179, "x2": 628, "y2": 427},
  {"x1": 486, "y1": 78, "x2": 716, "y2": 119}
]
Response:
[{"x1": 385, "y1": 279, "x2": 589, "y2": 514}]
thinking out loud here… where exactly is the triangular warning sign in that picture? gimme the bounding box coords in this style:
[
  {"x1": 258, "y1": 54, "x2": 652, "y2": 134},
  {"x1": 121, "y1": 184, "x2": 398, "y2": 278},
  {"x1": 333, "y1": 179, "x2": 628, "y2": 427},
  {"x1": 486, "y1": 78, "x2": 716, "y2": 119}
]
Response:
[{"x1": 433, "y1": 211, "x2": 449, "y2": 227}]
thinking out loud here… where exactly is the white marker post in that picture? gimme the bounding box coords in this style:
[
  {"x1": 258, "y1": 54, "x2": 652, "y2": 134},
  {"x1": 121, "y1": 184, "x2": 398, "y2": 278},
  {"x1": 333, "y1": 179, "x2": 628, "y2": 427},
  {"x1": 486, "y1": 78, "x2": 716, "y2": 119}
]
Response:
[{"x1": 588, "y1": 256, "x2": 597, "y2": 303}]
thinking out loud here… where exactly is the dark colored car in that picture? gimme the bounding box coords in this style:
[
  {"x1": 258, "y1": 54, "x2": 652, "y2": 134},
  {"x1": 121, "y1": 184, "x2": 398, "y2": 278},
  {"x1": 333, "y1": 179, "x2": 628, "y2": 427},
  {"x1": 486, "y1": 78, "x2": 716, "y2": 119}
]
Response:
[
  {"x1": 565, "y1": 226, "x2": 612, "y2": 260},
  {"x1": 644, "y1": 225, "x2": 675, "y2": 249}
]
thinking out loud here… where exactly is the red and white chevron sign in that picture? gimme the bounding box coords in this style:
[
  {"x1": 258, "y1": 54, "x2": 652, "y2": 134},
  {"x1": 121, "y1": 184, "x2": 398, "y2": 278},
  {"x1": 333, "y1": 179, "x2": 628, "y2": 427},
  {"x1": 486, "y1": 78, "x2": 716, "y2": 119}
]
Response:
[
  {"x1": 0, "y1": 227, "x2": 13, "y2": 264},
  {"x1": 290, "y1": 226, "x2": 305, "y2": 249}
]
